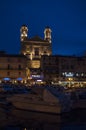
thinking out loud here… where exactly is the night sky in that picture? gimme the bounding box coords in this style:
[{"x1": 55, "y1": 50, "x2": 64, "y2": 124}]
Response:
[{"x1": 0, "y1": 0, "x2": 86, "y2": 56}]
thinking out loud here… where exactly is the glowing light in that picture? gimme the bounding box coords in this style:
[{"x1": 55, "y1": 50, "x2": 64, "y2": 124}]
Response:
[
  {"x1": 17, "y1": 77, "x2": 22, "y2": 80},
  {"x1": 68, "y1": 78, "x2": 73, "y2": 81},
  {"x1": 4, "y1": 78, "x2": 10, "y2": 81},
  {"x1": 32, "y1": 75, "x2": 41, "y2": 78},
  {"x1": 37, "y1": 80, "x2": 42, "y2": 82},
  {"x1": 14, "y1": 80, "x2": 17, "y2": 83},
  {"x1": 24, "y1": 53, "x2": 26, "y2": 55},
  {"x1": 76, "y1": 73, "x2": 79, "y2": 76},
  {"x1": 64, "y1": 72, "x2": 74, "y2": 77},
  {"x1": 81, "y1": 73, "x2": 83, "y2": 76},
  {"x1": 30, "y1": 53, "x2": 33, "y2": 60},
  {"x1": 24, "y1": 128, "x2": 27, "y2": 130}
]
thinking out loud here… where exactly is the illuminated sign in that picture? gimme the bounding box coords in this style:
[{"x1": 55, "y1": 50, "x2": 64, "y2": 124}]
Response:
[
  {"x1": 64, "y1": 72, "x2": 74, "y2": 77},
  {"x1": 32, "y1": 75, "x2": 41, "y2": 78},
  {"x1": 37, "y1": 80, "x2": 42, "y2": 82}
]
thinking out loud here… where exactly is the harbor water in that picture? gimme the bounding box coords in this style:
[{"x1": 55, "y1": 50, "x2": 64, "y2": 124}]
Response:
[
  {"x1": 0, "y1": 106, "x2": 86, "y2": 130},
  {"x1": 0, "y1": 84, "x2": 86, "y2": 130}
]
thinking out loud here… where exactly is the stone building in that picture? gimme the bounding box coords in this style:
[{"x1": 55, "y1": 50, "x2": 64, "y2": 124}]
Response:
[
  {"x1": 20, "y1": 25, "x2": 52, "y2": 83},
  {"x1": 0, "y1": 51, "x2": 27, "y2": 83},
  {"x1": 41, "y1": 55, "x2": 86, "y2": 87}
]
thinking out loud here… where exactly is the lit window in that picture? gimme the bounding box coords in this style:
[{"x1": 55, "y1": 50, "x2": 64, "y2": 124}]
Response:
[
  {"x1": 76, "y1": 73, "x2": 79, "y2": 76},
  {"x1": 62, "y1": 73, "x2": 65, "y2": 75},
  {"x1": 81, "y1": 73, "x2": 83, "y2": 76}
]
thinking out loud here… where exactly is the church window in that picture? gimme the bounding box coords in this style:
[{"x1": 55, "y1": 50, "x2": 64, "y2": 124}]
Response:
[{"x1": 34, "y1": 48, "x2": 39, "y2": 56}]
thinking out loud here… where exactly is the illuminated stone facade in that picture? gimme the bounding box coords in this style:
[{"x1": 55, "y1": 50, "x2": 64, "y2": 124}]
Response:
[
  {"x1": 20, "y1": 25, "x2": 52, "y2": 83},
  {"x1": 0, "y1": 52, "x2": 27, "y2": 83},
  {"x1": 41, "y1": 55, "x2": 86, "y2": 87},
  {"x1": 20, "y1": 25, "x2": 52, "y2": 69}
]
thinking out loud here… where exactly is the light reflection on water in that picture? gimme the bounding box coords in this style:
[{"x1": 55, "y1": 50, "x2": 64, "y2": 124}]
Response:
[{"x1": 0, "y1": 107, "x2": 86, "y2": 130}]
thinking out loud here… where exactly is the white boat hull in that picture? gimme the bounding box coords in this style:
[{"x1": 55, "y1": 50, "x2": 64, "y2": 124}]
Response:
[
  {"x1": 12, "y1": 101, "x2": 61, "y2": 114},
  {"x1": 7, "y1": 86, "x2": 72, "y2": 114}
]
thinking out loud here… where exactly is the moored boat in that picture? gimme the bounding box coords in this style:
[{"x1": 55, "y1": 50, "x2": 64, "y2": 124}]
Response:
[{"x1": 7, "y1": 86, "x2": 72, "y2": 114}]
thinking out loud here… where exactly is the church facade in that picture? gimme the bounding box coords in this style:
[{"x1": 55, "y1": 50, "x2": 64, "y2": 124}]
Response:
[{"x1": 20, "y1": 25, "x2": 52, "y2": 84}]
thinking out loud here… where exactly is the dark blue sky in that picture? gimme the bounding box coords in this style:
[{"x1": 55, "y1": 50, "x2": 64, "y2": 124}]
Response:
[{"x1": 0, "y1": 0, "x2": 86, "y2": 55}]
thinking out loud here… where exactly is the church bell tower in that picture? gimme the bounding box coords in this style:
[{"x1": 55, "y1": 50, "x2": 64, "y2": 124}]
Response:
[
  {"x1": 20, "y1": 25, "x2": 28, "y2": 41},
  {"x1": 44, "y1": 26, "x2": 52, "y2": 43}
]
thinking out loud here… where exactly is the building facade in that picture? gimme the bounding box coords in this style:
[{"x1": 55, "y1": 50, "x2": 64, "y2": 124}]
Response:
[
  {"x1": 41, "y1": 55, "x2": 86, "y2": 87},
  {"x1": 20, "y1": 25, "x2": 52, "y2": 84},
  {"x1": 0, "y1": 52, "x2": 27, "y2": 84}
]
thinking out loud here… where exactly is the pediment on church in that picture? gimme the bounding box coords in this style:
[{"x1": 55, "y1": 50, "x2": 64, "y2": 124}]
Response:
[{"x1": 29, "y1": 36, "x2": 47, "y2": 42}]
